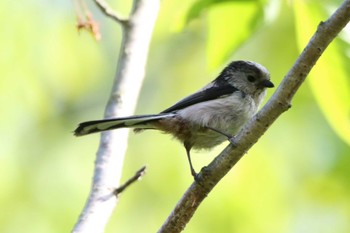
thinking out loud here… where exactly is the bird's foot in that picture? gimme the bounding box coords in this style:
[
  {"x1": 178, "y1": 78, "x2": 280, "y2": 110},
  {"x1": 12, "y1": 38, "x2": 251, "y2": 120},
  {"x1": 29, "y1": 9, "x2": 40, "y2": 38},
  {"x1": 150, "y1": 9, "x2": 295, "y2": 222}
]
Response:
[
  {"x1": 192, "y1": 170, "x2": 205, "y2": 185},
  {"x1": 228, "y1": 135, "x2": 237, "y2": 147}
]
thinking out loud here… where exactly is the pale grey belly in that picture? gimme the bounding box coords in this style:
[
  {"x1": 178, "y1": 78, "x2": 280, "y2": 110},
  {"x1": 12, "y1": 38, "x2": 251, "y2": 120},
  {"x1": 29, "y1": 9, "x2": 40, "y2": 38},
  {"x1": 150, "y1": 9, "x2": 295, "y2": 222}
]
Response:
[{"x1": 177, "y1": 94, "x2": 257, "y2": 150}]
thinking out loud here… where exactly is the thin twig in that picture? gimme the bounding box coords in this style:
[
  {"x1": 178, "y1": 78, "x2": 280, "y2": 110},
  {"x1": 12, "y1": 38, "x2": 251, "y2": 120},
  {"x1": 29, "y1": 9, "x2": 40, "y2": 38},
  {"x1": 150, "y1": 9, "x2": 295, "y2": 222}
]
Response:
[
  {"x1": 158, "y1": 1, "x2": 350, "y2": 232},
  {"x1": 93, "y1": 0, "x2": 128, "y2": 25},
  {"x1": 114, "y1": 166, "x2": 147, "y2": 196}
]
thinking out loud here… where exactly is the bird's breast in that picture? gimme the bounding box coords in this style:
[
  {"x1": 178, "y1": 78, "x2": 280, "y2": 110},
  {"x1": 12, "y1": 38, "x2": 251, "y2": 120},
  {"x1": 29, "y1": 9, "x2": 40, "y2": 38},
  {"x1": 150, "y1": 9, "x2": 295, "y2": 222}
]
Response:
[{"x1": 176, "y1": 93, "x2": 257, "y2": 150}]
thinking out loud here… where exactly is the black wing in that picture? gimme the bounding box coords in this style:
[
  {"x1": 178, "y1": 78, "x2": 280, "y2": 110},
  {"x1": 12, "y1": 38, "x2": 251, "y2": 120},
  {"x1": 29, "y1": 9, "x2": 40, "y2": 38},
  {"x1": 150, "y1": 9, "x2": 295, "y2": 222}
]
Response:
[{"x1": 161, "y1": 83, "x2": 238, "y2": 113}]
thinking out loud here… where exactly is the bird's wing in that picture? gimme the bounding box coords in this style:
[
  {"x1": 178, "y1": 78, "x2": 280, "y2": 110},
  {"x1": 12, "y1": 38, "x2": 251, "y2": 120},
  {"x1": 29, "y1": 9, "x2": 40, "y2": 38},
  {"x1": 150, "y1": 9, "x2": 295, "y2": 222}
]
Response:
[{"x1": 161, "y1": 83, "x2": 238, "y2": 113}]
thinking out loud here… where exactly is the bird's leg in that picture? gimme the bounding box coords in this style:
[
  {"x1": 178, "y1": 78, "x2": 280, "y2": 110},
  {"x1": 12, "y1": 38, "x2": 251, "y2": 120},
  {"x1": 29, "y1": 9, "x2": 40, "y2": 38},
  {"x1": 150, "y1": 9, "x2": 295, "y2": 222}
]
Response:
[
  {"x1": 184, "y1": 143, "x2": 197, "y2": 178},
  {"x1": 206, "y1": 126, "x2": 237, "y2": 146}
]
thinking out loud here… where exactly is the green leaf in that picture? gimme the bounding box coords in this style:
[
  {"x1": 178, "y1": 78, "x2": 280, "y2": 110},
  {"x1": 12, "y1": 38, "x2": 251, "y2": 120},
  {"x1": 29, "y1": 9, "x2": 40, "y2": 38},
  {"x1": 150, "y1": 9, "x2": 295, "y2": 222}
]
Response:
[
  {"x1": 206, "y1": 1, "x2": 263, "y2": 69},
  {"x1": 186, "y1": 0, "x2": 259, "y2": 23},
  {"x1": 187, "y1": 0, "x2": 233, "y2": 23},
  {"x1": 294, "y1": 0, "x2": 350, "y2": 145}
]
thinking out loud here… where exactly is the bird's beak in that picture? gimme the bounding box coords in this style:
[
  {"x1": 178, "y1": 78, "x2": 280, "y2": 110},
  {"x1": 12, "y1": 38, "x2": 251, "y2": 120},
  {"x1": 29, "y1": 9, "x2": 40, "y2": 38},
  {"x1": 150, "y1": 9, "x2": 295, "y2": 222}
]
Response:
[{"x1": 259, "y1": 79, "x2": 274, "y2": 88}]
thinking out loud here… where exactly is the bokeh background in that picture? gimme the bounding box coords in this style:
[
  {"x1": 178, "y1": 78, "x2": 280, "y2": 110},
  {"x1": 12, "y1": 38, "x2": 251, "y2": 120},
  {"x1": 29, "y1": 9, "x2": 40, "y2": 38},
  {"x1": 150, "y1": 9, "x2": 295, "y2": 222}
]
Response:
[{"x1": 1, "y1": 0, "x2": 350, "y2": 232}]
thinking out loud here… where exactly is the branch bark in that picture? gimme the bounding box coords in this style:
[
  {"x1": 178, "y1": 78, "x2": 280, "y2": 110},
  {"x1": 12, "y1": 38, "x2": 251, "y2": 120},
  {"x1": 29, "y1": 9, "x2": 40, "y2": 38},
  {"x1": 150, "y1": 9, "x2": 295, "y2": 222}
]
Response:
[
  {"x1": 158, "y1": 1, "x2": 350, "y2": 232},
  {"x1": 72, "y1": 0, "x2": 159, "y2": 233}
]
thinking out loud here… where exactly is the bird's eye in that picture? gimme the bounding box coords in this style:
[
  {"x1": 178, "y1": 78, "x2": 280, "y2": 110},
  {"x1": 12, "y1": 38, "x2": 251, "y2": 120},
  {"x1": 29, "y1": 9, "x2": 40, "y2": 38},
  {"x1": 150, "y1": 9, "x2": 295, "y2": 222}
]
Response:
[{"x1": 247, "y1": 75, "x2": 256, "y2": 82}]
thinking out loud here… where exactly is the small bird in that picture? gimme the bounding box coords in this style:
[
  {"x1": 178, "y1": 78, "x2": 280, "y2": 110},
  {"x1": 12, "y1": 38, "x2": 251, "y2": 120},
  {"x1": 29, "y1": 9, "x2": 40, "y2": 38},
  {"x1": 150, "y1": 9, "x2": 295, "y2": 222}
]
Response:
[{"x1": 74, "y1": 60, "x2": 274, "y2": 178}]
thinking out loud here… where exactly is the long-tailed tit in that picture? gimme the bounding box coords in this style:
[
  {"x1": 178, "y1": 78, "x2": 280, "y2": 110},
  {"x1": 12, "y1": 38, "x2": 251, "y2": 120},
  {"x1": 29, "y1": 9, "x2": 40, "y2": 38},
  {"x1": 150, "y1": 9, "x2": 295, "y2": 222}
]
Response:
[{"x1": 74, "y1": 60, "x2": 274, "y2": 177}]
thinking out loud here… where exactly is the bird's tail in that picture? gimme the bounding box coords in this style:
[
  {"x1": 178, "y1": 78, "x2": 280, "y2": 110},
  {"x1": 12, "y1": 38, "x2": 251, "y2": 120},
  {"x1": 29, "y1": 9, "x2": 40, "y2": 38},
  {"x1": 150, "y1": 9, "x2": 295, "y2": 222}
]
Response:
[{"x1": 74, "y1": 113, "x2": 176, "y2": 136}]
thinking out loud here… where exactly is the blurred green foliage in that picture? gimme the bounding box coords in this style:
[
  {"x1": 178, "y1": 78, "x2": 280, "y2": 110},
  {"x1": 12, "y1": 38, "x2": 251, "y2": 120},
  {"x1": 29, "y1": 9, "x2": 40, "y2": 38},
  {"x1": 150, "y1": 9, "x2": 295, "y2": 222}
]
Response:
[
  {"x1": 294, "y1": 0, "x2": 350, "y2": 146},
  {"x1": 1, "y1": 0, "x2": 349, "y2": 233}
]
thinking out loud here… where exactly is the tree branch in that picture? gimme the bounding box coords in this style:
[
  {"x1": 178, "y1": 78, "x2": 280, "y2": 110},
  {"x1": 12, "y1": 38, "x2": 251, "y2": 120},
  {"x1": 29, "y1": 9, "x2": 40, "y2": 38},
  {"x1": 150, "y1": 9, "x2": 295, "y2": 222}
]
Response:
[
  {"x1": 72, "y1": 0, "x2": 160, "y2": 233},
  {"x1": 158, "y1": 1, "x2": 350, "y2": 232}
]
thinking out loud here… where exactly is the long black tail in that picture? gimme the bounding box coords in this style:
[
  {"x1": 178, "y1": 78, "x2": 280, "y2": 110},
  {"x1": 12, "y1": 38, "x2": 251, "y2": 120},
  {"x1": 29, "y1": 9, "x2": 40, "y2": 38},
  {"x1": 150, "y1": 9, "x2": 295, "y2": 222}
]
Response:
[{"x1": 74, "y1": 113, "x2": 176, "y2": 136}]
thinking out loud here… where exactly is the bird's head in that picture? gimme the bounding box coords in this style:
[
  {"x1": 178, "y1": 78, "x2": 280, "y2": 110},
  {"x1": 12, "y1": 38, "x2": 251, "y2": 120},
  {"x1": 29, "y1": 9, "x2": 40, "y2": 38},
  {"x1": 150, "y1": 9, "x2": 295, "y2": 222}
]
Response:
[{"x1": 217, "y1": 60, "x2": 274, "y2": 97}]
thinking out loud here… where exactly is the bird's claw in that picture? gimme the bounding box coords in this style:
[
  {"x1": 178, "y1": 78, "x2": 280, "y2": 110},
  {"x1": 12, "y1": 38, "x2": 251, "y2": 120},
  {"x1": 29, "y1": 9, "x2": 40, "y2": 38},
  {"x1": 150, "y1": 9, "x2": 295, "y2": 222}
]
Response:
[{"x1": 228, "y1": 136, "x2": 237, "y2": 147}]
